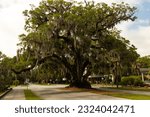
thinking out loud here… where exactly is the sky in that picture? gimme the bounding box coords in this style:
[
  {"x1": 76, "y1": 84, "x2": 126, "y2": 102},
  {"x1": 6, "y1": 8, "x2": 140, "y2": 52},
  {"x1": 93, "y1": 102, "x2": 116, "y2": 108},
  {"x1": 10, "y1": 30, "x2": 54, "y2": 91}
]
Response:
[{"x1": 0, "y1": 0, "x2": 150, "y2": 57}]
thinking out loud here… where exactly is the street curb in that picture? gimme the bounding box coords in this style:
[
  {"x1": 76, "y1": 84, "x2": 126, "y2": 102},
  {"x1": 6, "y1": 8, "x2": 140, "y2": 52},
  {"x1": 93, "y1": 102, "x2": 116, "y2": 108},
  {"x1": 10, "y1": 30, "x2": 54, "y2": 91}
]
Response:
[{"x1": 0, "y1": 88, "x2": 12, "y2": 100}]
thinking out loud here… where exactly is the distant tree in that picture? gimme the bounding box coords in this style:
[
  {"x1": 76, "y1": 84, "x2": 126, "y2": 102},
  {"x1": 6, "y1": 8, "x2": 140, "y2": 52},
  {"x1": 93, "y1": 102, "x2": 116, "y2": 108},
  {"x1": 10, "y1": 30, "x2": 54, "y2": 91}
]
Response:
[
  {"x1": 0, "y1": 52, "x2": 15, "y2": 91},
  {"x1": 90, "y1": 30, "x2": 139, "y2": 86},
  {"x1": 137, "y1": 55, "x2": 150, "y2": 68},
  {"x1": 14, "y1": 0, "x2": 137, "y2": 88}
]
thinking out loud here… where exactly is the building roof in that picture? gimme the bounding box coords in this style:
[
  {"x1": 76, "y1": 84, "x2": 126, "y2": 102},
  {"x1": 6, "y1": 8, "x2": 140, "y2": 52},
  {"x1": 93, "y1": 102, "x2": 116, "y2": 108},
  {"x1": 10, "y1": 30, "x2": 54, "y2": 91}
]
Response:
[{"x1": 140, "y1": 68, "x2": 150, "y2": 73}]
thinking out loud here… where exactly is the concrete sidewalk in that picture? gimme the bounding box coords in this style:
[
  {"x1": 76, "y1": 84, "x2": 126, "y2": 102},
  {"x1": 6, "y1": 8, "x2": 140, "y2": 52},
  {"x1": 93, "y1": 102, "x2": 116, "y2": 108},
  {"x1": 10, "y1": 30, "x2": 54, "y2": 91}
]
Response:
[
  {"x1": 29, "y1": 84, "x2": 127, "y2": 100},
  {"x1": 1, "y1": 86, "x2": 25, "y2": 100}
]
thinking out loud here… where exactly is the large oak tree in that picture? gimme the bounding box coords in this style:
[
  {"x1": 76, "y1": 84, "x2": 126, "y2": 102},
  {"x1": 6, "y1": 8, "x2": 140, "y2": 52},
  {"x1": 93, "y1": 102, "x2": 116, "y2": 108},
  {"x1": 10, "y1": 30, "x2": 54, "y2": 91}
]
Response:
[{"x1": 16, "y1": 0, "x2": 138, "y2": 88}]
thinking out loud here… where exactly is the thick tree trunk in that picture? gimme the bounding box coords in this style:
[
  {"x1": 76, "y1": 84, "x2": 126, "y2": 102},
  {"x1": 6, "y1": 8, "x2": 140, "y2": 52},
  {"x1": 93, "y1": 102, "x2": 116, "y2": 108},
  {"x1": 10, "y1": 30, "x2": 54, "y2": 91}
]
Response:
[
  {"x1": 66, "y1": 65, "x2": 91, "y2": 88},
  {"x1": 69, "y1": 79, "x2": 91, "y2": 89},
  {"x1": 69, "y1": 54, "x2": 91, "y2": 88},
  {"x1": 68, "y1": 64, "x2": 92, "y2": 88},
  {"x1": 57, "y1": 50, "x2": 92, "y2": 88}
]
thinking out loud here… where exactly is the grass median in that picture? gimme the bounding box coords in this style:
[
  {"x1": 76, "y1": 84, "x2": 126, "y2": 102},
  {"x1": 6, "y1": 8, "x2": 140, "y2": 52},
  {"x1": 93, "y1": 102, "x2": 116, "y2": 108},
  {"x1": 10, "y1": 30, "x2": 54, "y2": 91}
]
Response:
[
  {"x1": 24, "y1": 89, "x2": 42, "y2": 100},
  {"x1": 91, "y1": 89, "x2": 150, "y2": 100},
  {"x1": 106, "y1": 93, "x2": 150, "y2": 100},
  {"x1": 104, "y1": 87, "x2": 150, "y2": 92},
  {"x1": 60, "y1": 87, "x2": 150, "y2": 100}
]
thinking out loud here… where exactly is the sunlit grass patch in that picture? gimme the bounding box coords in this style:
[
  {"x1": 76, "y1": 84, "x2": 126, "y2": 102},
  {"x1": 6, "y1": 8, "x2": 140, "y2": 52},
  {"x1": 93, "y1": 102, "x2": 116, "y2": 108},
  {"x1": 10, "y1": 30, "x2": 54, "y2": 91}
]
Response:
[
  {"x1": 106, "y1": 93, "x2": 150, "y2": 100},
  {"x1": 60, "y1": 87, "x2": 150, "y2": 100},
  {"x1": 24, "y1": 89, "x2": 42, "y2": 100},
  {"x1": 106, "y1": 87, "x2": 150, "y2": 92}
]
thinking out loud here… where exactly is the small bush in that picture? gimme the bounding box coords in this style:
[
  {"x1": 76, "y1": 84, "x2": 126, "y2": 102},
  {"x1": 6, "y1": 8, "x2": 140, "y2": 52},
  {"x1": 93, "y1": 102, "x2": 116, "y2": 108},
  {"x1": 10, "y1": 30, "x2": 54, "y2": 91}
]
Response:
[
  {"x1": 13, "y1": 80, "x2": 20, "y2": 86},
  {"x1": 0, "y1": 82, "x2": 5, "y2": 91},
  {"x1": 134, "y1": 78, "x2": 144, "y2": 86},
  {"x1": 0, "y1": 81, "x2": 8, "y2": 91},
  {"x1": 121, "y1": 76, "x2": 143, "y2": 87}
]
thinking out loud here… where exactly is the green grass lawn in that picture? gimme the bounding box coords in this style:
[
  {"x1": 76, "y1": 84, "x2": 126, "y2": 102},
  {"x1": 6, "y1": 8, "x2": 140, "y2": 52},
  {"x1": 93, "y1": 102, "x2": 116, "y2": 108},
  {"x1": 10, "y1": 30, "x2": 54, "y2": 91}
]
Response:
[
  {"x1": 62, "y1": 87, "x2": 150, "y2": 100},
  {"x1": 104, "y1": 86, "x2": 150, "y2": 92},
  {"x1": 91, "y1": 88, "x2": 150, "y2": 100},
  {"x1": 106, "y1": 93, "x2": 150, "y2": 100},
  {"x1": 24, "y1": 89, "x2": 42, "y2": 100},
  {"x1": 92, "y1": 85, "x2": 150, "y2": 99},
  {"x1": 93, "y1": 84, "x2": 150, "y2": 92}
]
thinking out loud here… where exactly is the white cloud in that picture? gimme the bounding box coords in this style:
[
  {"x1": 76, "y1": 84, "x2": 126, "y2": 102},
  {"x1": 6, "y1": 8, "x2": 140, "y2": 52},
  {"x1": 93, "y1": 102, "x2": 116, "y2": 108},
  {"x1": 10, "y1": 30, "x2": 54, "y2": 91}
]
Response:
[
  {"x1": 0, "y1": 0, "x2": 150, "y2": 57},
  {"x1": 82, "y1": 0, "x2": 150, "y2": 5},
  {"x1": 117, "y1": 21, "x2": 150, "y2": 57},
  {"x1": 129, "y1": 26, "x2": 150, "y2": 56},
  {"x1": 95, "y1": 0, "x2": 150, "y2": 57},
  {"x1": 0, "y1": 0, "x2": 40, "y2": 8},
  {"x1": 0, "y1": 0, "x2": 41, "y2": 57},
  {"x1": 138, "y1": 19, "x2": 150, "y2": 25}
]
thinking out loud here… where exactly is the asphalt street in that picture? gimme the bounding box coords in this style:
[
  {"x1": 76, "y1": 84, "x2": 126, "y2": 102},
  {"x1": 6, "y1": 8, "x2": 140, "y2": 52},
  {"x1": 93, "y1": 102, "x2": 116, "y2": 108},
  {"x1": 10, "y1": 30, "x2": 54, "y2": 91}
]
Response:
[{"x1": 2, "y1": 84, "x2": 127, "y2": 100}]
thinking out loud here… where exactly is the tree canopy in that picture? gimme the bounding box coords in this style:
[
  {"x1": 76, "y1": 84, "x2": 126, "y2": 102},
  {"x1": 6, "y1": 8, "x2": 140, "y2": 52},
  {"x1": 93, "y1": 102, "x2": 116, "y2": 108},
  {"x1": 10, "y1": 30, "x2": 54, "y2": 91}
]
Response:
[
  {"x1": 14, "y1": 0, "x2": 138, "y2": 88},
  {"x1": 0, "y1": 51, "x2": 15, "y2": 91},
  {"x1": 137, "y1": 55, "x2": 150, "y2": 68}
]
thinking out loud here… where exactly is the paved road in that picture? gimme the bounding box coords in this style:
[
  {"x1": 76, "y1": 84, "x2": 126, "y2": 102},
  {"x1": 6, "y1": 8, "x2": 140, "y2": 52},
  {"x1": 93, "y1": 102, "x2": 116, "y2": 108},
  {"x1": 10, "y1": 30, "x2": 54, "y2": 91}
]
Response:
[
  {"x1": 2, "y1": 86, "x2": 25, "y2": 100},
  {"x1": 3, "y1": 84, "x2": 142, "y2": 100},
  {"x1": 29, "y1": 84, "x2": 127, "y2": 100}
]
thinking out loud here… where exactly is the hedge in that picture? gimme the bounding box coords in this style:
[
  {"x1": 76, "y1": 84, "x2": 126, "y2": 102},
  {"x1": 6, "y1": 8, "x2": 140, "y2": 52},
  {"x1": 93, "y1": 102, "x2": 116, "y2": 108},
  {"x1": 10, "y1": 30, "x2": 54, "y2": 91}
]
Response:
[{"x1": 121, "y1": 76, "x2": 143, "y2": 86}]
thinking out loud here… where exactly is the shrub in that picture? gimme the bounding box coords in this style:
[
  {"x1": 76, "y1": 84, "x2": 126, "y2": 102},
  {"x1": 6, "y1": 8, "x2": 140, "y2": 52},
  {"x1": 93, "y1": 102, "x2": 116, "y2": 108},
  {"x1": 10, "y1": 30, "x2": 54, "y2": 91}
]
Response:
[
  {"x1": 134, "y1": 78, "x2": 143, "y2": 86},
  {"x1": 13, "y1": 80, "x2": 20, "y2": 86},
  {"x1": 121, "y1": 76, "x2": 143, "y2": 87},
  {"x1": 0, "y1": 81, "x2": 8, "y2": 91},
  {"x1": 0, "y1": 82, "x2": 5, "y2": 91}
]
